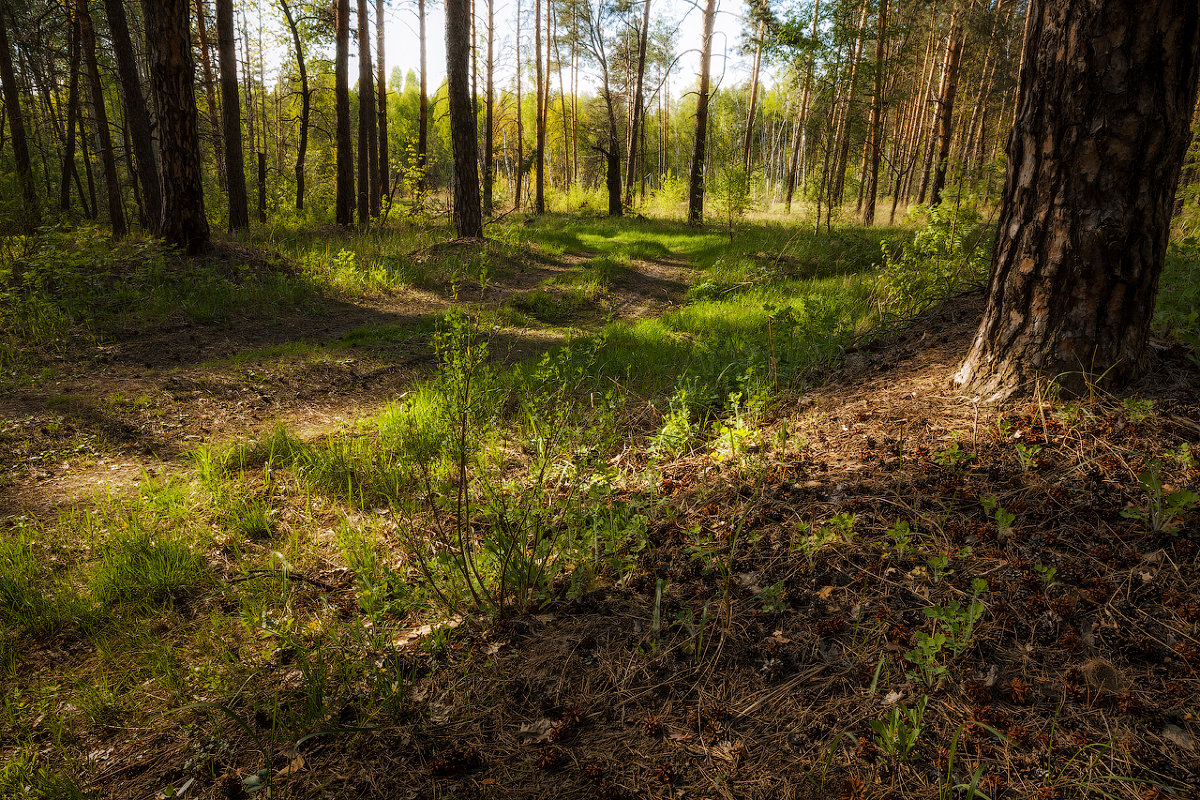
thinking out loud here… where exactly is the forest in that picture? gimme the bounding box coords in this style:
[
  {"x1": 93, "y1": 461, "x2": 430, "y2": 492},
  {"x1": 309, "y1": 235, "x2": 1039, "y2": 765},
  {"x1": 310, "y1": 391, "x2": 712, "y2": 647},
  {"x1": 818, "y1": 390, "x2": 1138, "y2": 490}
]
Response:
[{"x1": 1, "y1": 0, "x2": 1199, "y2": 798}]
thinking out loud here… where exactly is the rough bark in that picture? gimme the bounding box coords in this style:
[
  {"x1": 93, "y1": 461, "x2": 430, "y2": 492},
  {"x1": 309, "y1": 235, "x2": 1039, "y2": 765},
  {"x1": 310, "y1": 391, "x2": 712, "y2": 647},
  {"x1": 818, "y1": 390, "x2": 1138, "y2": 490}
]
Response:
[
  {"x1": 142, "y1": 0, "x2": 209, "y2": 253},
  {"x1": 216, "y1": 0, "x2": 248, "y2": 230},
  {"x1": 446, "y1": 0, "x2": 483, "y2": 237},
  {"x1": 954, "y1": 0, "x2": 1200, "y2": 400},
  {"x1": 688, "y1": 0, "x2": 717, "y2": 225},
  {"x1": 335, "y1": 0, "x2": 354, "y2": 226},
  {"x1": 105, "y1": 0, "x2": 161, "y2": 232},
  {"x1": 0, "y1": 7, "x2": 38, "y2": 229},
  {"x1": 80, "y1": 0, "x2": 126, "y2": 237},
  {"x1": 358, "y1": 0, "x2": 376, "y2": 225},
  {"x1": 376, "y1": 0, "x2": 388, "y2": 211}
]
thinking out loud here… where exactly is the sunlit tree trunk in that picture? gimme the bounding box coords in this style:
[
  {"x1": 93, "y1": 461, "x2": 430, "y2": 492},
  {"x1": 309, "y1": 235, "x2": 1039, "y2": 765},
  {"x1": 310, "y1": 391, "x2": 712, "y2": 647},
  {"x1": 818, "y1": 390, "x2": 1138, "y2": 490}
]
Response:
[
  {"x1": 279, "y1": 0, "x2": 309, "y2": 211},
  {"x1": 534, "y1": 0, "x2": 545, "y2": 213},
  {"x1": 358, "y1": 0, "x2": 377, "y2": 224},
  {"x1": 216, "y1": 0, "x2": 248, "y2": 230},
  {"x1": 928, "y1": 11, "x2": 964, "y2": 207},
  {"x1": 623, "y1": 0, "x2": 650, "y2": 206},
  {"x1": 688, "y1": 0, "x2": 717, "y2": 224},
  {"x1": 335, "y1": 0, "x2": 354, "y2": 226},
  {"x1": 484, "y1": 0, "x2": 495, "y2": 213},
  {"x1": 863, "y1": 0, "x2": 889, "y2": 224},
  {"x1": 418, "y1": 0, "x2": 428, "y2": 196},
  {"x1": 447, "y1": 0, "x2": 483, "y2": 236},
  {"x1": 954, "y1": 0, "x2": 1200, "y2": 400},
  {"x1": 376, "y1": 0, "x2": 388, "y2": 212},
  {"x1": 142, "y1": 0, "x2": 209, "y2": 252}
]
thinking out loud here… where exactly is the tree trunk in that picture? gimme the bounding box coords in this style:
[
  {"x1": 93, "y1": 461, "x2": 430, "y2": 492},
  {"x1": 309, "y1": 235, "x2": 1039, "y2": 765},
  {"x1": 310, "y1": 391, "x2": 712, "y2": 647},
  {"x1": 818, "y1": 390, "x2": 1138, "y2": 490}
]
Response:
[
  {"x1": 80, "y1": 0, "x2": 126, "y2": 237},
  {"x1": 0, "y1": 8, "x2": 37, "y2": 230},
  {"x1": 216, "y1": 0, "x2": 248, "y2": 230},
  {"x1": 483, "y1": 0, "x2": 495, "y2": 213},
  {"x1": 741, "y1": 20, "x2": 764, "y2": 173},
  {"x1": 927, "y1": 14, "x2": 963, "y2": 208},
  {"x1": 418, "y1": 0, "x2": 428, "y2": 197},
  {"x1": 358, "y1": 0, "x2": 376, "y2": 225},
  {"x1": 60, "y1": 13, "x2": 82, "y2": 214},
  {"x1": 514, "y1": 0, "x2": 522, "y2": 211},
  {"x1": 534, "y1": 0, "x2": 545, "y2": 213},
  {"x1": 785, "y1": 0, "x2": 820, "y2": 212},
  {"x1": 954, "y1": 0, "x2": 1200, "y2": 400},
  {"x1": 194, "y1": 0, "x2": 225, "y2": 192},
  {"x1": 688, "y1": 0, "x2": 717, "y2": 224},
  {"x1": 863, "y1": 0, "x2": 888, "y2": 224},
  {"x1": 446, "y1": 0, "x2": 483, "y2": 237},
  {"x1": 623, "y1": 0, "x2": 651, "y2": 206},
  {"x1": 279, "y1": 0, "x2": 309, "y2": 211},
  {"x1": 103, "y1": 0, "x2": 161, "y2": 232},
  {"x1": 377, "y1": 0, "x2": 388, "y2": 212},
  {"x1": 142, "y1": 0, "x2": 209, "y2": 253},
  {"x1": 335, "y1": 0, "x2": 354, "y2": 226}
]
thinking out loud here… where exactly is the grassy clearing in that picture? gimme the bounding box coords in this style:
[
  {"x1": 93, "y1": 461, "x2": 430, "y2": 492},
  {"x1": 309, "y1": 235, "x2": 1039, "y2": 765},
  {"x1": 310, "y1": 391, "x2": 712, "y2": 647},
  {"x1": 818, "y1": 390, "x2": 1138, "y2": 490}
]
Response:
[{"x1": 3, "y1": 203, "x2": 1199, "y2": 799}]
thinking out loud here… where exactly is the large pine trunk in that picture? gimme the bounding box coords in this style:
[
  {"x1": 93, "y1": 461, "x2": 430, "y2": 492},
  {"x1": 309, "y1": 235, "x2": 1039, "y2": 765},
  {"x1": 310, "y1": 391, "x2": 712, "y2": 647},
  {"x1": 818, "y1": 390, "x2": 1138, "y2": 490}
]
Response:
[
  {"x1": 954, "y1": 0, "x2": 1200, "y2": 400},
  {"x1": 105, "y1": 0, "x2": 161, "y2": 233},
  {"x1": 687, "y1": 0, "x2": 717, "y2": 225},
  {"x1": 446, "y1": 0, "x2": 482, "y2": 237},
  {"x1": 142, "y1": 0, "x2": 209, "y2": 253},
  {"x1": 216, "y1": 0, "x2": 248, "y2": 230},
  {"x1": 335, "y1": 0, "x2": 354, "y2": 226}
]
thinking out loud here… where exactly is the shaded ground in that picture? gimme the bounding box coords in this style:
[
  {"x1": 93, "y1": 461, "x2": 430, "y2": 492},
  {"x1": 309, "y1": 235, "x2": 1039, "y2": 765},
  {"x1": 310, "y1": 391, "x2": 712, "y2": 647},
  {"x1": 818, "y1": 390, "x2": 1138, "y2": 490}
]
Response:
[
  {"x1": 0, "y1": 243, "x2": 693, "y2": 518},
  {"x1": 20, "y1": 292, "x2": 1197, "y2": 800}
]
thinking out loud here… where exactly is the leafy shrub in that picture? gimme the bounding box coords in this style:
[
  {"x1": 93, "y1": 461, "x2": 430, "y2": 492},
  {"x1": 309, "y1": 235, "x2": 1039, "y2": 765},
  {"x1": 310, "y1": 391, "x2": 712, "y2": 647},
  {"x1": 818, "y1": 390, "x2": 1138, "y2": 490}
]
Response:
[{"x1": 873, "y1": 199, "x2": 991, "y2": 317}]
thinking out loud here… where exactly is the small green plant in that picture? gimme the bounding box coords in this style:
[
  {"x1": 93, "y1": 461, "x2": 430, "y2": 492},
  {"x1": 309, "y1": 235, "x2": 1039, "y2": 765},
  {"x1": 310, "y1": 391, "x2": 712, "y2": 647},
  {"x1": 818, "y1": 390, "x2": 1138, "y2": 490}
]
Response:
[
  {"x1": 1014, "y1": 441, "x2": 1042, "y2": 471},
  {"x1": 905, "y1": 580, "x2": 987, "y2": 686},
  {"x1": 883, "y1": 520, "x2": 916, "y2": 559},
  {"x1": 1034, "y1": 564, "x2": 1058, "y2": 586},
  {"x1": 1166, "y1": 442, "x2": 1195, "y2": 470},
  {"x1": 1123, "y1": 397, "x2": 1154, "y2": 424},
  {"x1": 933, "y1": 437, "x2": 974, "y2": 470},
  {"x1": 981, "y1": 495, "x2": 1016, "y2": 540},
  {"x1": 870, "y1": 695, "x2": 928, "y2": 761},
  {"x1": 1121, "y1": 459, "x2": 1199, "y2": 533},
  {"x1": 651, "y1": 388, "x2": 698, "y2": 457},
  {"x1": 758, "y1": 581, "x2": 786, "y2": 613},
  {"x1": 926, "y1": 553, "x2": 954, "y2": 584},
  {"x1": 796, "y1": 513, "x2": 855, "y2": 562}
]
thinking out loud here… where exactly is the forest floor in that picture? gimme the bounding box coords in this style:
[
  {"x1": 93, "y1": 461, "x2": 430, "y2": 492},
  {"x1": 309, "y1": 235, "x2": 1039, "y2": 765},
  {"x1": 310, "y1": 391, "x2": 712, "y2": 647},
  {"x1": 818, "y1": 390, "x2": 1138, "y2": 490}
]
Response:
[
  {"x1": 1, "y1": 214, "x2": 1198, "y2": 800},
  {"x1": 0, "y1": 234, "x2": 690, "y2": 518}
]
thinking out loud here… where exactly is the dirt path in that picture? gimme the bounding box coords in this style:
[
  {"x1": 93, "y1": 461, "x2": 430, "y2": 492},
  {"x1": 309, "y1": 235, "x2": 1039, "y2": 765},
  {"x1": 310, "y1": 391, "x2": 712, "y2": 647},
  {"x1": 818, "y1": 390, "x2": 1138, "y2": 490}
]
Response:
[{"x1": 0, "y1": 251, "x2": 695, "y2": 519}]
